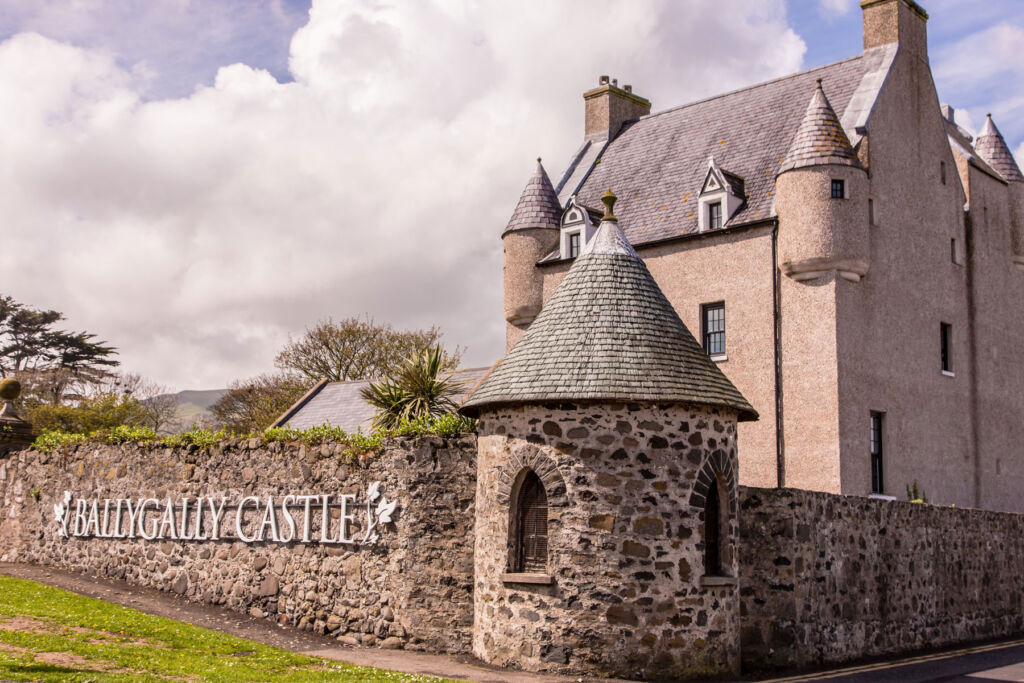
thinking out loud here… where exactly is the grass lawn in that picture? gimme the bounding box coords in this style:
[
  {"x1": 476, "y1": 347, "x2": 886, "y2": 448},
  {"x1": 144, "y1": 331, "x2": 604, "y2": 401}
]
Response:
[{"x1": 0, "y1": 575, "x2": 453, "y2": 682}]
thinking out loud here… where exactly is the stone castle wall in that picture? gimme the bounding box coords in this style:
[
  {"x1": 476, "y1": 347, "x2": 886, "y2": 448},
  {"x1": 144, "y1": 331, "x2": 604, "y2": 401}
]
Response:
[
  {"x1": 0, "y1": 436, "x2": 477, "y2": 654},
  {"x1": 474, "y1": 403, "x2": 741, "y2": 680},
  {"x1": 738, "y1": 486, "x2": 1024, "y2": 670}
]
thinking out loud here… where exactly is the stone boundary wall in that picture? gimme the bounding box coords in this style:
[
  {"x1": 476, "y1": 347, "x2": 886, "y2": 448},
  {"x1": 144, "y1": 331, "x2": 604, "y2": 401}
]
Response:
[
  {"x1": 738, "y1": 486, "x2": 1024, "y2": 670},
  {"x1": 0, "y1": 436, "x2": 477, "y2": 654}
]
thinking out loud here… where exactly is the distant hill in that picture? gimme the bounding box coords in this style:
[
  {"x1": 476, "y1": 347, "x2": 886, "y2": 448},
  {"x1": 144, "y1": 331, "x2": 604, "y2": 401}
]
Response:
[{"x1": 171, "y1": 388, "x2": 227, "y2": 428}]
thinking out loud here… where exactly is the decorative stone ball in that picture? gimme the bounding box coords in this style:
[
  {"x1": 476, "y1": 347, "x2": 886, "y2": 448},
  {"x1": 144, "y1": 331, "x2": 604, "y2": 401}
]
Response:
[{"x1": 0, "y1": 378, "x2": 21, "y2": 401}]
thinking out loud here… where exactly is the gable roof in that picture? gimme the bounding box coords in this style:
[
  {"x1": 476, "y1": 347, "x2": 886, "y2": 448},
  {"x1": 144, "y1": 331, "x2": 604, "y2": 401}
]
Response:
[
  {"x1": 557, "y1": 54, "x2": 873, "y2": 248},
  {"x1": 779, "y1": 79, "x2": 863, "y2": 174},
  {"x1": 503, "y1": 159, "x2": 563, "y2": 236},
  {"x1": 462, "y1": 197, "x2": 757, "y2": 421},
  {"x1": 274, "y1": 367, "x2": 493, "y2": 432},
  {"x1": 974, "y1": 114, "x2": 1024, "y2": 183}
]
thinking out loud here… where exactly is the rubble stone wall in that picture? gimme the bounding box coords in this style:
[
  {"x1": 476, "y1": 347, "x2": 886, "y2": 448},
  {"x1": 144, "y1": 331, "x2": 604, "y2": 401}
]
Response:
[
  {"x1": 738, "y1": 486, "x2": 1024, "y2": 670},
  {"x1": 474, "y1": 402, "x2": 742, "y2": 680},
  {"x1": 0, "y1": 436, "x2": 477, "y2": 654}
]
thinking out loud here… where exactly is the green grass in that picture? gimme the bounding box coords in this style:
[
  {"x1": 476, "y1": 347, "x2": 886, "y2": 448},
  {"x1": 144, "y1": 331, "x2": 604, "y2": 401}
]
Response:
[{"x1": 0, "y1": 575, "x2": 452, "y2": 682}]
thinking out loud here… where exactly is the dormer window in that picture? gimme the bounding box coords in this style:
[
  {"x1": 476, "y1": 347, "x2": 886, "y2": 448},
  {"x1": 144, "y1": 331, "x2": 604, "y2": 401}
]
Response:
[
  {"x1": 698, "y1": 158, "x2": 745, "y2": 232},
  {"x1": 559, "y1": 196, "x2": 597, "y2": 259},
  {"x1": 708, "y1": 202, "x2": 722, "y2": 230}
]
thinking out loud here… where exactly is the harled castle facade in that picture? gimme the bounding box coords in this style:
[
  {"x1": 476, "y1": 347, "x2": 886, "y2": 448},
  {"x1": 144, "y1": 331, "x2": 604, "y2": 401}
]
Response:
[{"x1": 502, "y1": 0, "x2": 1024, "y2": 512}]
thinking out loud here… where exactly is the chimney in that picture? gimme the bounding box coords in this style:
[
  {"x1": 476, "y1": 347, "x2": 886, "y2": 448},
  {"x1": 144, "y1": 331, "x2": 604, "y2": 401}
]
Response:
[
  {"x1": 940, "y1": 103, "x2": 955, "y2": 124},
  {"x1": 860, "y1": 0, "x2": 929, "y2": 57},
  {"x1": 583, "y1": 76, "x2": 651, "y2": 142}
]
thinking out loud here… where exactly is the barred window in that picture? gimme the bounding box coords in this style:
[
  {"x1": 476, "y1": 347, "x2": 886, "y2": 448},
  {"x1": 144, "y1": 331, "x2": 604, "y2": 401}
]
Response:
[
  {"x1": 704, "y1": 479, "x2": 724, "y2": 576},
  {"x1": 513, "y1": 472, "x2": 548, "y2": 573},
  {"x1": 702, "y1": 302, "x2": 726, "y2": 356},
  {"x1": 870, "y1": 412, "x2": 884, "y2": 494}
]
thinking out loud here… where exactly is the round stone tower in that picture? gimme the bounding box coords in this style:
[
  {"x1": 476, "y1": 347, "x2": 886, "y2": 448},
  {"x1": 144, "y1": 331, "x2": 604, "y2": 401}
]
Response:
[
  {"x1": 775, "y1": 79, "x2": 870, "y2": 282},
  {"x1": 502, "y1": 159, "x2": 562, "y2": 352},
  {"x1": 974, "y1": 113, "x2": 1024, "y2": 269},
  {"x1": 462, "y1": 193, "x2": 757, "y2": 680}
]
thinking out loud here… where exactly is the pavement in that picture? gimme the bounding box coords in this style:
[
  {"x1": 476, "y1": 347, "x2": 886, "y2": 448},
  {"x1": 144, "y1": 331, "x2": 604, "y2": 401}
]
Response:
[{"x1": 2, "y1": 562, "x2": 1023, "y2": 682}]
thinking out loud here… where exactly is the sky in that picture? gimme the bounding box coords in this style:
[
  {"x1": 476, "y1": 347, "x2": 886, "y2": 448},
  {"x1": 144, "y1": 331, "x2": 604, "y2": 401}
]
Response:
[{"x1": 0, "y1": 0, "x2": 1021, "y2": 392}]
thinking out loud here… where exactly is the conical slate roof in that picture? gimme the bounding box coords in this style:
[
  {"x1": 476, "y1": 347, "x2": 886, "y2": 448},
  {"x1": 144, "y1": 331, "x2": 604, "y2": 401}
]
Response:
[
  {"x1": 502, "y1": 159, "x2": 563, "y2": 236},
  {"x1": 974, "y1": 114, "x2": 1024, "y2": 183},
  {"x1": 778, "y1": 79, "x2": 862, "y2": 174},
  {"x1": 463, "y1": 192, "x2": 757, "y2": 420}
]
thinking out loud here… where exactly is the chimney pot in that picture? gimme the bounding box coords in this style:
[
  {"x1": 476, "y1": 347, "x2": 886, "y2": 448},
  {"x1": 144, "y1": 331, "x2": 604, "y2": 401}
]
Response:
[
  {"x1": 600, "y1": 75, "x2": 610, "y2": 85},
  {"x1": 624, "y1": 84, "x2": 632, "y2": 93},
  {"x1": 611, "y1": 78, "x2": 618, "y2": 87}
]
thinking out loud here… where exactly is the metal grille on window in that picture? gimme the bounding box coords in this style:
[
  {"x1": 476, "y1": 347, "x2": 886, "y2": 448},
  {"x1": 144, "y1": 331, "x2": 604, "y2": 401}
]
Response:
[
  {"x1": 870, "y1": 412, "x2": 884, "y2": 494},
  {"x1": 704, "y1": 480, "x2": 722, "y2": 576},
  {"x1": 702, "y1": 303, "x2": 725, "y2": 356},
  {"x1": 708, "y1": 202, "x2": 722, "y2": 230},
  {"x1": 515, "y1": 472, "x2": 548, "y2": 573},
  {"x1": 831, "y1": 179, "x2": 845, "y2": 198},
  {"x1": 568, "y1": 232, "x2": 580, "y2": 258}
]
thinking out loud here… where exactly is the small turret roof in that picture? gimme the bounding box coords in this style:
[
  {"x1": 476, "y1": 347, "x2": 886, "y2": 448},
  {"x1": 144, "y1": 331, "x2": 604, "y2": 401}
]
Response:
[
  {"x1": 974, "y1": 114, "x2": 1024, "y2": 183},
  {"x1": 463, "y1": 192, "x2": 757, "y2": 420},
  {"x1": 779, "y1": 79, "x2": 863, "y2": 174},
  {"x1": 503, "y1": 159, "x2": 563, "y2": 235}
]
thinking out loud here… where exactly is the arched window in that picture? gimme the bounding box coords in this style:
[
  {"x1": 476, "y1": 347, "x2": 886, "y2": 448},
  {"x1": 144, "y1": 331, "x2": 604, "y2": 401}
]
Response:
[
  {"x1": 513, "y1": 471, "x2": 548, "y2": 572},
  {"x1": 704, "y1": 478, "x2": 726, "y2": 577}
]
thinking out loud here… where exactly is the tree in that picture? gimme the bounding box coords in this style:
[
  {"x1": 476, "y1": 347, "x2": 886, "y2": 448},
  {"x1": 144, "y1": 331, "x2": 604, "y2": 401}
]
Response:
[
  {"x1": 275, "y1": 316, "x2": 462, "y2": 383},
  {"x1": 107, "y1": 373, "x2": 181, "y2": 433},
  {"x1": 28, "y1": 394, "x2": 147, "y2": 434},
  {"x1": 0, "y1": 295, "x2": 118, "y2": 404},
  {"x1": 209, "y1": 373, "x2": 311, "y2": 433},
  {"x1": 361, "y1": 345, "x2": 462, "y2": 430}
]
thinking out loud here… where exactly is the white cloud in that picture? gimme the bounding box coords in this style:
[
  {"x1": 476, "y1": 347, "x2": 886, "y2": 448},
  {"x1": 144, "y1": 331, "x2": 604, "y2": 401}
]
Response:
[
  {"x1": 933, "y1": 22, "x2": 1024, "y2": 152},
  {"x1": 818, "y1": 0, "x2": 853, "y2": 17},
  {"x1": 0, "y1": 0, "x2": 805, "y2": 389}
]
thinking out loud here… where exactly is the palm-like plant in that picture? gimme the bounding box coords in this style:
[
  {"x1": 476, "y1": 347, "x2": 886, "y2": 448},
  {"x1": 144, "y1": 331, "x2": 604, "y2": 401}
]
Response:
[{"x1": 360, "y1": 345, "x2": 461, "y2": 431}]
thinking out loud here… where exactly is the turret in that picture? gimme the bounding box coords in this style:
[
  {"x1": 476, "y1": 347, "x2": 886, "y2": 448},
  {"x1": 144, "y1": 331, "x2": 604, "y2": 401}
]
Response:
[
  {"x1": 775, "y1": 80, "x2": 870, "y2": 283},
  {"x1": 502, "y1": 159, "x2": 562, "y2": 351},
  {"x1": 974, "y1": 114, "x2": 1024, "y2": 268},
  {"x1": 465, "y1": 192, "x2": 755, "y2": 679}
]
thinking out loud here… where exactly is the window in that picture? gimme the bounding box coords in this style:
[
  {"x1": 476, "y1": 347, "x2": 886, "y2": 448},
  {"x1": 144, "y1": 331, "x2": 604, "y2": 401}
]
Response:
[
  {"x1": 703, "y1": 480, "x2": 724, "y2": 576},
  {"x1": 941, "y1": 161, "x2": 947, "y2": 185},
  {"x1": 708, "y1": 202, "x2": 722, "y2": 230},
  {"x1": 568, "y1": 232, "x2": 581, "y2": 258},
  {"x1": 869, "y1": 198, "x2": 876, "y2": 226},
  {"x1": 870, "y1": 412, "x2": 884, "y2": 494},
  {"x1": 941, "y1": 323, "x2": 952, "y2": 373},
  {"x1": 512, "y1": 471, "x2": 548, "y2": 573},
  {"x1": 702, "y1": 303, "x2": 725, "y2": 357},
  {"x1": 831, "y1": 179, "x2": 846, "y2": 199}
]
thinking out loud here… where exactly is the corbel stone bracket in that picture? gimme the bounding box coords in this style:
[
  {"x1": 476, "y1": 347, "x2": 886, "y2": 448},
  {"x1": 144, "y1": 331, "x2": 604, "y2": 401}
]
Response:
[{"x1": 782, "y1": 257, "x2": 870, "y2": 283}]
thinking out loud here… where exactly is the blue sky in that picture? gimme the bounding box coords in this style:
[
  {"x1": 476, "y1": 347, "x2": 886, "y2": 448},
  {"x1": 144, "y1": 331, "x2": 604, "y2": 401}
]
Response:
[{"x1": 0, "y1": 0, "x2": 1020, "y2": 389}]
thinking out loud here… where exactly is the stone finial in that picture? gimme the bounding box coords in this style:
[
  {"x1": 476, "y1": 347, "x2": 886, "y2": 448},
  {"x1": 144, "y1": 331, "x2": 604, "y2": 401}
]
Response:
[
  {"x1": 0, "y1": 377, "x2": 33, "y2": 455},
  {"x1": 601, "y1": 190, "x2": 618, "y2": 222}
]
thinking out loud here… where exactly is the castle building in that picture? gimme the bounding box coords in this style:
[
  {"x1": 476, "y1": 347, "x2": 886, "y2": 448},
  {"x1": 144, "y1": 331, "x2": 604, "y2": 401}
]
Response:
[{"x1": 501, "y1": 0, "x2": 1024, "y2": 512}]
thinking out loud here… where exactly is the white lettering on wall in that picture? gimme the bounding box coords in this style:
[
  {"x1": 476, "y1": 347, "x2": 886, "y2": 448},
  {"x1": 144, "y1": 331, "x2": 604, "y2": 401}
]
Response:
[{"x1": 51, "y1": 483, "x2": 397, "y2": 547}]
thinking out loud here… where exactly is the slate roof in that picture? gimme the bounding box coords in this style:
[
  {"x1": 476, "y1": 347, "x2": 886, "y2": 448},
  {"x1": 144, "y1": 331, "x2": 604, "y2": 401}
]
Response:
[
  {"x1": 503, "y1": 159, "x2": 563, "y2": 235},
  {"x1": 462, "y1": 202, "x2": 757, "y2": 421},
  {"x1": 566, "y1": 54, "x2": 870, "y2": 246},
  {"x1": 778, "y1": 80, "x2": 862, "y2": 174},
  {"x1": 974, "y1": 115, "x2": 1024, "y2": 183},
  {"x1": 276, "y1": 367, "x2": 492, "y2": 432}
]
